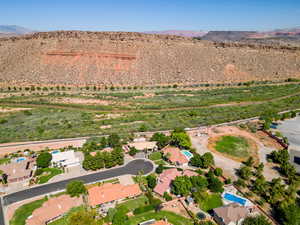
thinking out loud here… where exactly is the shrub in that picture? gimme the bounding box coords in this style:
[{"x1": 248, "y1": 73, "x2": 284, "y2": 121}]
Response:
[
  {"x1": 163, "y1": 192, "x2": 172, "y2": 201},
  {"x1": 214, "y1": 168, "x2": 223, "y2": 176},
  {"x1": 34, "y1": 168, "x2": 44, "y2": 176}
]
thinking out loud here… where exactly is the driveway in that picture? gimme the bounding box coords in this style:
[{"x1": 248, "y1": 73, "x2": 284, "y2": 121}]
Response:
[{"x1": 0, "y1": 159, "x2": 153, "y2": 225}]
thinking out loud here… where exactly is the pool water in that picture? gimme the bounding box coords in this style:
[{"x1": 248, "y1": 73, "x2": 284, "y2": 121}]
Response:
[
  {"x1": 51, "y1": 150, "x2": 60, "y2": 154},
  {"x1": 223, "y1": 193, "x2": 246, "y2": 206},
  {"x1": 181, "y1": 150, "x2": 193, "y2": 159},
  {"x1": 16, "y1": 157, "x2": 26, "y2": 163}
]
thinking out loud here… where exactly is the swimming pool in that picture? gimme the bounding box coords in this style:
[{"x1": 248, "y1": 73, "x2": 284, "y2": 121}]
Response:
[
  {"x1": 223, "y1": 193, "x2": 247, "y2": 206},
  {"x1": 181, "y1": 150, "x2": 193, "y2": 160},
  {"x1": 16, "y1": 157, "x2": 26, "y2": 163},
  {"x1": 51, "y1": 150, "x2": 60, "y2": 154}
]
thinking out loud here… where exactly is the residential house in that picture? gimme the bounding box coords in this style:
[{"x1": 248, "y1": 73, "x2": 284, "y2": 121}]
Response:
[
  {"x1": 162, "y1": 146, "x2": 189, "y2": 166},
  {"x1": 88, "y1": 183, "x2": 142, "y2": 213},
  {"x1": 51, "y1": 150, "x2": 80, "y2": 168},
  {"x1": 125, "y1": 141, "x2": 158, "y2": 152},
  {"x1": 0, "y1": 158, "x2": 35, "y2": 183},
  {"x1": 213, "y1": 203, "x2": 250, "y2": 225},
  {"x1": 26, "y1": 195, "x2": 83, "y2": 225},
  {"x1": 154, "y1": 168, "x2": 197, "y2": 196}
]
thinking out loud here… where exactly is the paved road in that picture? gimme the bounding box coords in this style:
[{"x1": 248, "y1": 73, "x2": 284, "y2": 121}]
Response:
[
  {"x1": 0, "y1": 159, "x2": 153, "y2": 225},
  {"x1": 3, "y1": 159, "x2": 153, "y2": 206}
]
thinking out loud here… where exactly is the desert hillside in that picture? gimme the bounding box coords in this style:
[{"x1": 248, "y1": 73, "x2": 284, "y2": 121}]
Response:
[{"x1": 0, "y1": 31, "x2": 299, "y2": 86}]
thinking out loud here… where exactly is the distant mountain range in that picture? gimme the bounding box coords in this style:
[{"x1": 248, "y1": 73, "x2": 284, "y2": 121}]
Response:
[
  {"x1": 0, "y1": 25, "x2": 34, "y2": 37},
  {"x1": 144, "y1": 30, "x2": 207, "y2": 37},
  {"x1": 1, "y1": 25, "x2": 299, "y2": 42}
]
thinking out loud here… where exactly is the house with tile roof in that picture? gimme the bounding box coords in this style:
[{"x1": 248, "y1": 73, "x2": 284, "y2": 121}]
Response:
[
  {"x1": 88, "y1": 183, "x2": 142, "y2": 213},
  {"x1": 162, "y1": 146, "x2": 189, "y2": 166},
  {"x1": 213, "y1": 203, "x2": 250, "y2": 225},
  {"x1": 154, "y1": 168, "x2": 198, "y2": 196},
  {"x1": 26, "y1": 195, "x2": 83, "y2": 225}
]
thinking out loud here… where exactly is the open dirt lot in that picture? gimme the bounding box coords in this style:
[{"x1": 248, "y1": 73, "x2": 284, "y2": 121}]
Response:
[{"x1": 189, "y1": 126, "x2": 281, "y2": 181}]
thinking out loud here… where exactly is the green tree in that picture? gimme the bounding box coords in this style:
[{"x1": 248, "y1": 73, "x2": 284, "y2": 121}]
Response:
[
  {"x1": 242, "y1": 215, "x2": 271, "y2": 225},
  {"x1": 155, "y1": 164, "x2": 164, "y2": 174},
  {"x1": 214, "y1": 168, "x2": 223, "y2": 177},
  {"x1": 271, "y1": 149, "x2": 289, "y2": 165},
  {"x1": 171, "y1": 176, "x2": 192, "y2": 196},
  {"x1": 112, "y1": 206, "x2": 128, "y2": 225},
  {"x1": 238, "y1": 166, "x2": 252, "y2": 180},
  {"x1": 170, "y1": 130, "x2": 191, "y2": 149},
  {"x1": 107, "y1": 133, "x2": 121, "y2": 148},
  {"x1": 208, "y1": 177, "x2": 224, "y2": 193},
  {"x1": 163, "y1": 192, "x2": 172, "y2": 201},
  {"x1": 66, "y1": 180, "x2": 87, "y2": 197},
  {"x1": 278, "y1": 203, "x2": 300, "y2": 225},
  {"x1": 201, "y1": 152, "x2": 214, "y2": 168},
  {"x1": 150, "y1": 132, "x2": 170, "y2": 149},
  {"x1": 36, "y1": 152, "x2": 52, "y2": 168},
  {"x1": 244, "y1": 156, "x2": 254, "y2": 167},
  {"x1": 111, "y1": 148, "x2": 124, "y2": 166},
  {"x1": 146, "y1": 175, "x2": 157, "y2": 189},
  {"x1": 190, "y1": 176, "x2": 208, "y2": 190},
  {"x1": 190, "y1": 153, "x2": 203, "y2": 167}
]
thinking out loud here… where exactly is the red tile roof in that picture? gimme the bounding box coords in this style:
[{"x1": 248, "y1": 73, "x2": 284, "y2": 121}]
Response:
[
  {"x1": 162, "y1": 146, "x2": 188, "y2": 165},
  {"x1": 88, "y1": 183, "x2": 142, "y2": 207},
  {"x1": 26, "y1": 195, "x2": 83, "y2": 225},
  {"x1": 154, "y1": 168, "x2": 181, "y2": 196}
]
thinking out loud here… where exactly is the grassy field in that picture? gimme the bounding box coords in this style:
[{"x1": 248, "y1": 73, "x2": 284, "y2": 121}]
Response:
[
  {"x1": 47, "y1": 206, "x2": 85, "y2": 225},
  {"x1": 10, "y1": 197, "x2": 47, "y2": 225},
  {"x1": 37, "y1": 168, "x2": 63, "y2": 184},
  {"x1": 0, "y1": 84, "x2": 300, "y2": 143},
  {"x1": 215, "y1": 135, "x2": 250, "y2": 158}
]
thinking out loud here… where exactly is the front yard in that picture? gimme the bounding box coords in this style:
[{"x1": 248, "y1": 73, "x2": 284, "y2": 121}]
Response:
[{"x1": 36, "y1": 168, "x2": 63, "y2": 184}]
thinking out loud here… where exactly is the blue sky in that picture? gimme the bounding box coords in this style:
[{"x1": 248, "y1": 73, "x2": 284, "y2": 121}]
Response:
[{"x1": 1, "y1": 0, "x2": 300, "y2": 31}]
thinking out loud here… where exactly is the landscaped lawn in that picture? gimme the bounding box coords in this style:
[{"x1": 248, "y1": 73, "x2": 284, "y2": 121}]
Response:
[
  {"x1": 149, "y1": 152, "x2": 162, "y2": 161},
  {"x1": 37, "y1": 168, "x2": 63, "y2": 184},
  {"x1": 215, "y1": 135, "x2": 250, "y2": 158},
  {"x1": 125, "y1": 210, "x2": 194, "y2": 225},
  {"x1": 195, "y1": 192, "x2": 223, "y2": 212},
  {"x1": 154, "y1": 159, "x2": 167, "y2": 165},
  {"x1": 10, "y1": 197, "x2": 48, "y2": 225},
  {"x1": 117, "y1": 195, "x2": 149, "y2": 212}
]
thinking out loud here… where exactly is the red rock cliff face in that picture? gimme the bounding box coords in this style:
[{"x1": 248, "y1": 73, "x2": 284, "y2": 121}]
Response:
[{"x1": 0, "y1": 31, "x2": 299, "y2": 86}]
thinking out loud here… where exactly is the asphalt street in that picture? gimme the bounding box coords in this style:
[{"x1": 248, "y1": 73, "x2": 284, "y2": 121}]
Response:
[{"x1": 0, "y1": 159, "x2": 153, "y2": 225}]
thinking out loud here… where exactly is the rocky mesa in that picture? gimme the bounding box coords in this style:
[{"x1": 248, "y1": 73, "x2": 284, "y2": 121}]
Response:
[{"x1": 0, "y1": 31, "x2": 300, "y2": 86}]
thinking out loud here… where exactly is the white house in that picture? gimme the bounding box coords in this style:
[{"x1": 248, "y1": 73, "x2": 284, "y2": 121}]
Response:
[{"x1": 51, "y1": 150, "x2": 80, "y2": 168}]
